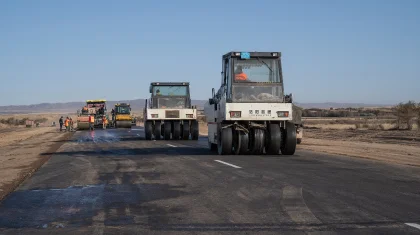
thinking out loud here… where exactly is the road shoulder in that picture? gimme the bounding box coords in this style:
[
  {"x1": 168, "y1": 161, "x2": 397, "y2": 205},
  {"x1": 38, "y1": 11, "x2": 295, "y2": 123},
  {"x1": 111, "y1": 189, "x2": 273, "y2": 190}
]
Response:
[
  {"x1": 0, "y1": 128, "x2": 73, "y2": 201},
  {"x1": 299, "y1": 137, "x2": 420, "y2": 167}
]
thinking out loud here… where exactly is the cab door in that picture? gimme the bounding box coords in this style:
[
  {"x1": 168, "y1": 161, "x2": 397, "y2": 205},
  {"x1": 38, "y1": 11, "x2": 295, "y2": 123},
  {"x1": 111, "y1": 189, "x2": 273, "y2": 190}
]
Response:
[{"x1": 223, "y1": 58, "x2": 232, "y2": 101}]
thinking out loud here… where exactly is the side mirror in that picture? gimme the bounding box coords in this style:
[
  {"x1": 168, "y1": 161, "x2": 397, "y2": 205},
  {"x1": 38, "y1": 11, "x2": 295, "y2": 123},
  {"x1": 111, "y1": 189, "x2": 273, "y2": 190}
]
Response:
[
  {"x1": 285, "y1": 93, "x2": 293, "y2": 103},
  {"x1": 211, "y1": 88, "x2": 215, "y2": 98},
  {"x1": 209, "y1": 98, "x2": 214, "y2": 105}
]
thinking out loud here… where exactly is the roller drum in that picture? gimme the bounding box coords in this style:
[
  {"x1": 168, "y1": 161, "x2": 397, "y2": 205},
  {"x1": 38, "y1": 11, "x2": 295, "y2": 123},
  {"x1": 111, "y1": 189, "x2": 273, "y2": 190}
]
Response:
[
  {"x1": 77, "y1": 122, "x2": 90, "y2": 130},
  {"x1": 116, "y1": 120, "x2": 132, "y2": 128}
]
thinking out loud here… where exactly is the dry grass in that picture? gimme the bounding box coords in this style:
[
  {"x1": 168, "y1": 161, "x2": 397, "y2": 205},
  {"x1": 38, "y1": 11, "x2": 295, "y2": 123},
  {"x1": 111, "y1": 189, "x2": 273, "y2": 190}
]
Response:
[
  {"x1": 306, "y1": 124, "x2": 356, "y2": 130},
  {"x1": 303, "y1": 117, "x2": 418, "y2": 131},
  {"x1": 0, "y1": 112, "x2": 75, "y2": 129},
  {"x1": 300, "y1": 138, "x2": 420, "y2": 167}
]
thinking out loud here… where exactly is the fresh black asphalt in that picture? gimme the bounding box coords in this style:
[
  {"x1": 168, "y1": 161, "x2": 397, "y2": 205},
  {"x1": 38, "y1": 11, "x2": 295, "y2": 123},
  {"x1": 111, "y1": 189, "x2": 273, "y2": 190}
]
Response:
[{"x1": 0, "y1": 127, "x2": 419, "y2": 234}]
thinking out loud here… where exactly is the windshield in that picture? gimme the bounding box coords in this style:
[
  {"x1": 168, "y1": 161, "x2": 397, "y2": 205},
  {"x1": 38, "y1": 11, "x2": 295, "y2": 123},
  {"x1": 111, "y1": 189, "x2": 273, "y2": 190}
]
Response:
[
  {"x1": 153, "y1": 86, "x2": 188, "y2": 96},
  {"x1": 116, "y1": 106, "x2": 130, "y2": 114},
  {"x1": 232, "y1": 85, "x2": 283, "y2": 102},
  {"x1": 87, "y1": 103, "x2": 105, "y2": 108},
  {"x1": 233, "y1": 58, "x2": 280, "y2": 83},
  {"x1": 153, "y1": 97, "x2": 186, "y2": 109}
]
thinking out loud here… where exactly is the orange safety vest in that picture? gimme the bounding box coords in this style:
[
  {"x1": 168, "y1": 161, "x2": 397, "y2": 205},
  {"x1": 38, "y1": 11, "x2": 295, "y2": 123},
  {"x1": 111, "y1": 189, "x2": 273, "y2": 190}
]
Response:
[
  {"x1": 89, "y1": 116, "x2": 95, "y2": 123},
  {"x1": 65, "y1": 119, "x2": 69, "y2": 127},
  {"x1": 235, "y1": 73, "x2": 248, "y2": 81}
]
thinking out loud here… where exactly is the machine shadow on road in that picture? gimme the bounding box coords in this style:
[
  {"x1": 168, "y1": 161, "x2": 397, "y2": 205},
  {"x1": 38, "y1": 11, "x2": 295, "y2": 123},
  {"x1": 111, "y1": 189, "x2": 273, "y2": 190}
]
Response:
[
  {"x1": 40, "y1": 146, "x2": 215, "y2": 156},
  {"x1": 0, "y1": 151, "x2": 193, "y2": 230}
]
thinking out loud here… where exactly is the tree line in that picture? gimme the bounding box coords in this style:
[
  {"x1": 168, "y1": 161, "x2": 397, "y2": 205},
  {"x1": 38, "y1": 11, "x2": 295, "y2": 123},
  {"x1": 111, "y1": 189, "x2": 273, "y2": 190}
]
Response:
[
  {"x1": 301, "y1": 108, "x2": 384, "y2": 118},
  {"x1": 300, "y1": 101, "x2": 420, "y2": 130}
]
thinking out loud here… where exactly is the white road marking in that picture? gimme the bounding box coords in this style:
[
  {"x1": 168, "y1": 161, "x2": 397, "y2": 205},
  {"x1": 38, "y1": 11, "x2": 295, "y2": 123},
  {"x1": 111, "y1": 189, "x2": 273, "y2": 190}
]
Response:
[
  {"x1": 167, "y1": 144, "x2": 177, "y2": 147},
  {"x1": 406, "y1": 223, "x2": 420, "y2": 230},
  {"x1": 137, "y1": 134, "x2": 140, "y2": 136},
  {"x1": 214, "y1": 160, "x2": 242, "y2": 169}
]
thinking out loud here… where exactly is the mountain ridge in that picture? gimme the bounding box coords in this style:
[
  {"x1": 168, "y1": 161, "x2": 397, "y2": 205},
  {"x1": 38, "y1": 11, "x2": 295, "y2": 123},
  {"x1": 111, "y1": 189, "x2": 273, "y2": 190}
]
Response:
[{"x1": 0, "y1": 99, "x2": 394, "y2": 114}]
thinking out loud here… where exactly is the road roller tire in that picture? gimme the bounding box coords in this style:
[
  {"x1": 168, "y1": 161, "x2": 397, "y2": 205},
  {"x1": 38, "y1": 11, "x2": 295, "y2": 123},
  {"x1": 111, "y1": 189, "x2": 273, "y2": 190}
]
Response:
[
  {"x1": 250, "y1": 128, "x2": 265, "y2": 155},
  {"x1": 172, "y1": 121, "x2": 181, "y2": 140},
  {"x1": 218, "y1": 127, "x2": 232, "y2": 155},
  {"x1": 164, "y1": 121, "x2": 171, "y2": 140},
  {"x1": 182, "y1": 123, "x2": 190, "y2": 140},
  {"x1": 191, "y1": 120, "x2": 199, "y2": 140},
  {"x1": 281, "y1": 122, "x2": 297, "y2": 155},
  {"x1": 145, "y1": 121, "x2": 152, "y2": 140},
  {"x1": 233, "y1": 130, "x2": 249, "y2": 155},
  {"x1": 154, "y1": 121, "x2": 161, "y2": 140},
  {"x1": 266, "y1": 124, "x2": 281, "y2": 155}
]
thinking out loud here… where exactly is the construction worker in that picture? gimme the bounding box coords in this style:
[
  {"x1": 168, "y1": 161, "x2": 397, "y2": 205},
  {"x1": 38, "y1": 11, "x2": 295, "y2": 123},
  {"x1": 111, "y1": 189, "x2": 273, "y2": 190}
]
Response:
[
  {"x1": 69, "y1": 118, "x2": 74, "y2": 131},
  {"x1": 111, "y1": 109, "x2": 115, "y2": 123},
  {"x1": 89, "y1": 114, "x2": 95, "y2": 131},
  {"x1": 64, "y1": 117, "x2": 70, "y2": 132},
  {"x1": 82, "y1": 106, "x2": 88, "y2": 114},
  {"x1": 59, "y1": 116, "x2": 64, "y2": 131},
  {"x1": 102, "y1": 116, "x2": 107, "y2": 129},
  {"x1": 234, "y1": 65, "x2": 248, "y2": 81}
]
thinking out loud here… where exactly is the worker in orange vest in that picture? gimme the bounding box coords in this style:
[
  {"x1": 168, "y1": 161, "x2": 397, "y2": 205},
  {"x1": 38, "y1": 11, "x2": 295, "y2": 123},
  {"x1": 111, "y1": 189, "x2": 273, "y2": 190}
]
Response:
[
  {"x1": 234, "y1": 66, "x2": 248, "y2": 81},
  {"x1": 102, "y1": 116, "x2": 107, "y2": 129},
  {"x1": 64, "y1": 117, "x2": 70, "y2": 132},
  {"x1": 89, "y1": 114, "x2": 95, "y2": 131}
]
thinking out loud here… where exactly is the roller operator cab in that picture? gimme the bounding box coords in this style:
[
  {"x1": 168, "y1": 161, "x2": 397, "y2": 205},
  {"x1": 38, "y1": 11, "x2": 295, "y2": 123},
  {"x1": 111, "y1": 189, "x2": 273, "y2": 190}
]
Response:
[
  {"x1": 143, "y1": 82, "x2": 199, "y2": 140},
  {"x1": 112, "y1": 103, "x2": 133, "y2": 128},
  {"x1": 204, "y1": 52, "x2": 297, "y2": 155}
]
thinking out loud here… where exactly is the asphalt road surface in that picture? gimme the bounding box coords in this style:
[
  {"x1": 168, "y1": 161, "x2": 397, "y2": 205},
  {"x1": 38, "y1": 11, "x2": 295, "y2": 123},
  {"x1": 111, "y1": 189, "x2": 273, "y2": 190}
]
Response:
[{"x1": 0, "y1": 127, "x2": 420, "y2": 234}]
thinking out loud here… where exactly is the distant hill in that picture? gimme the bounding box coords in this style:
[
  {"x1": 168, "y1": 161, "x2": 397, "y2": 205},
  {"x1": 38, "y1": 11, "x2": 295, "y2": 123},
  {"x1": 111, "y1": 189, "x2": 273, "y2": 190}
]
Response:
[
  {"x1": 293, "y1": 102, "x2": 394, "y2": 109},
  {"x1": 0, "y1": 99, "x2": 392, "y2": 114},
  {"x1": 0, "y1": 99, "x2": 208, "y2": 114}
]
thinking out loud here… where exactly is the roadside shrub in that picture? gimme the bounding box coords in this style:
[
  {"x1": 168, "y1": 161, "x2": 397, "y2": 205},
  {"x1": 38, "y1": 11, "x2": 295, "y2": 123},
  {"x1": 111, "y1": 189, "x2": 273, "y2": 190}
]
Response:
[
  {"x1": 394, "y1": 101, "x2": 417, "y2": 130},
  {"x1": 417, "y1": 102, "x2": 420, "y2": 131},
  {"x1": 34, "y1": 118, "x2": 48, "y2": 124},
  {"x1": 6, "y1": 117, "x2": 15, "y2": 125},
  {"x1": 18, "y1": 117, "x2": 29, "y2": 125}
]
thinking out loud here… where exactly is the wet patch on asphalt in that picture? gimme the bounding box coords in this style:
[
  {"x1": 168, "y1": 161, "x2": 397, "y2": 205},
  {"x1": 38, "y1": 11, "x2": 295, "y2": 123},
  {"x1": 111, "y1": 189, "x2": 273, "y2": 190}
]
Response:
[{"x1": 0, "y1": 183, "x2": 190, "y2": 229}]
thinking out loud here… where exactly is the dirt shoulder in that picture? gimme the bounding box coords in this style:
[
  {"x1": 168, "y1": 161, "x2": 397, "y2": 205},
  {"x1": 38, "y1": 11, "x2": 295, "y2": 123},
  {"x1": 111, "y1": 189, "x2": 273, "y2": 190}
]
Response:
[
  {"x1": 0, "y1": 127, "x2": 73, "y2": 201},
  {"x1": 198, "y1": 122, "x2": 420, "y2": 167},
  {"x1": 300, "y1": 128, "x2": 420, "y2": 167}
]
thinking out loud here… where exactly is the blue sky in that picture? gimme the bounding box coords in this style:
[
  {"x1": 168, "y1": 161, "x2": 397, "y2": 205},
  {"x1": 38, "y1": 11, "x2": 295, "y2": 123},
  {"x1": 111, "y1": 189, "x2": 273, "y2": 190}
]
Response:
[{"x1": 1, "y1": 0, "x2": 419, "y2": 106}]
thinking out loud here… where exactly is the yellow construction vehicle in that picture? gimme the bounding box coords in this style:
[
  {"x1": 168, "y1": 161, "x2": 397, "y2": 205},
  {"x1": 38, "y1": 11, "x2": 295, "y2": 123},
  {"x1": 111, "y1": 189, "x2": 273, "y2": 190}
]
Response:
[
  {"x1": 77, "y1": 99, "x2": 108, "y2": 130},
  {"x1": 111, "y1": 103, "x2": 133, "y2": 128}
]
